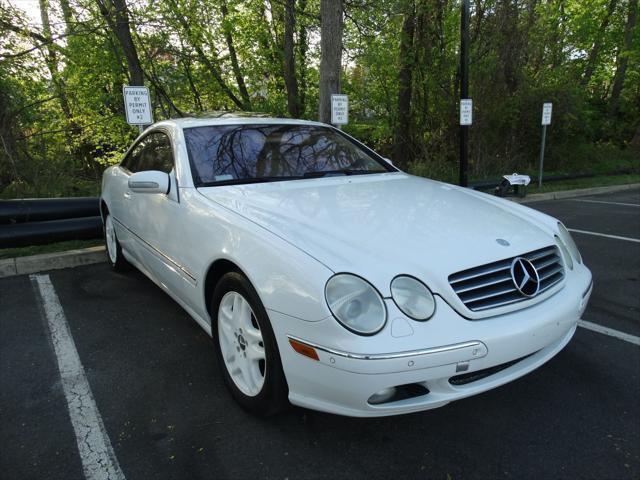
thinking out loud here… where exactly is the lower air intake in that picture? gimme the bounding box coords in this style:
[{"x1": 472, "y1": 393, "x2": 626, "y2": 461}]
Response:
[{"x1": 449, "y1": 353, "x2": 536, "y2": 386}]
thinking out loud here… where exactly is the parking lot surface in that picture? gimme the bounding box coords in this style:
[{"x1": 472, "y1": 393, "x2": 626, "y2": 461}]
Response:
[{"x1": 1, "y1": 188, "x2": 639, "y2": 480}]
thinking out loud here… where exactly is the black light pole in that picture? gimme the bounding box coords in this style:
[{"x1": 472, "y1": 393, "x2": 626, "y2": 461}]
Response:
[{"x1": 459, "y1": 0, "x2": 470, "y2": 187}]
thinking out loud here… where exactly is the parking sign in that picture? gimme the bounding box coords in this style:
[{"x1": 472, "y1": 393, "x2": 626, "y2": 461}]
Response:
[
  {"x1": 123, "y1": 86, "x2": 153, "y2": 125},
  {"x1": 331, "y1": 94, "x2": 348, "y2": 125},
  {"x1": 460, "y1": 99, "x2": 473, "y2": 125},
  {"x1": 542, "y1": 103, "x2": 552, "y2": 125}
]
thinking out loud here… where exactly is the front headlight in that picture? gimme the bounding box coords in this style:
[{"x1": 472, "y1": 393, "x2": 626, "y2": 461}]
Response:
[
  {"x1": 390, "y1": 276, "x2": 436, "y2": 320},
  {"x1": 555, "y1": 235, "x2": 573, "y2": 270},
  {"x1": 325, "y1": 274, "x2": 387, "y2": 335},
  {"x1": 558, "y1": 222, "x2": 582, "y2": 264}
]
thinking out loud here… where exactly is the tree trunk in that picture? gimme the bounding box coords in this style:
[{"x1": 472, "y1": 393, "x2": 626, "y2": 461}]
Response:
[
  {"x1": 0, "y1": 88, "x2": 23, "y2": 187},
  {"x1": 39, "y1": 0, "x2": 73, "y2": 120},
  {"x1": 413, "y1": 0, "x2": 440, "y2": 131},
  {"x1": 393, "y1": 1, "x2": 415, "y2": 167},
  {"x1": 192, "y1": 42, "x2": 245, "y2": 109},
  {"x1": 497, "y1": 0, "x2": 521, "y2": 94},
  {"x1": 630, "y1": 125, "x2": 640, "y2": 151},
  {"x1": 95, "y1": 0, "x2": 144, "y2": 86},
  {"x1": 257, "y1": 1, "x2": 281, "y2": 78},
  {"x1": 165, "y1": 0, "x2": 244, "y2": 109},
  {"x1": 550, "y1": 0, "x2": 567, "y2": 69},
  {"x1": 136, "y1": 41, "x2": 184, "y2": 117},
  {"x1": 221, "y1": 1, "x2": 251, "y2": 110},
  {"x1": 318, "y1": 0, "x2": 343, "y2": 123},
  {"x1": 522, "y1": 0, "x2": 539, "y2": 66},
  {"x1": 181, "y1": 54, "x2": 204, "y2": 112},
  {"x1": 297, "y1": 0, "x2": 308, "y2": 114},
  {"x1": 581, "y1": 0, "x2": 618, "y2": 86},
  {"x1": 610, "y1": 0, "x2": 638, "y2": 115},
  {"x1": 283, "y1": 0, "x2": 301, "y2": 117},
  {"x1": 58, "y1": 0, "x2": 75, "y2": 36}
]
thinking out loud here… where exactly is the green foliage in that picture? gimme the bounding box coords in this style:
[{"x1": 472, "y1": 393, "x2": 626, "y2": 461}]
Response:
[{"x1": 0, "y1": 0, "x2": 638, "y2": 199}]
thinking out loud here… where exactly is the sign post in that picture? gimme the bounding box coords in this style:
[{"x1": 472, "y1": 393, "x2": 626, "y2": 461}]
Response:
[
  {"x1": 123, "y1": 86, "x2": 153, "y2": 133},
  {"x1": 459, "y1": 98, "x2": 472, "y2": 186},
  {"x1": 330, "y1": 94, "x2": 348, "y2": 128},
  {"x1": 459, "y1": 0, "x2": 470, "y2": 187},
  {"x1": 538, "y1": 102, "x2": 552, "y2": 188}
]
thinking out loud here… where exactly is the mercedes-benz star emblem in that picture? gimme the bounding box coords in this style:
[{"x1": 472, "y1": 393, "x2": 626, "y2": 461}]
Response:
[{"x1": 510, "y1": 257, "x2": 540, "y2": 297}]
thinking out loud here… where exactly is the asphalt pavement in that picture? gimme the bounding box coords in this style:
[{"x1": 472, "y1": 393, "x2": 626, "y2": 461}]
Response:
[{"x1": 1, "y1": 188, "x2": 638, "y2": 480}]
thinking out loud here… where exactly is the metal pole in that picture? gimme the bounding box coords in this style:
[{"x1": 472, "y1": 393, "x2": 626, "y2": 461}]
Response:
[
  {"x1": 538, "y1": 125, "x2": 547, "y2": 189},
  {"x1": 459, "y1": 0, "x2": 470, "y2": 187},
  {"x1": 138, "y1": 125, "x2": 144, "y2": 135}
]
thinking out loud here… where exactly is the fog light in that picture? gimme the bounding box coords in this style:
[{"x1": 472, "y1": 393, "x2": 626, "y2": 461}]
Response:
[{"x1": 368, "y1": 387, "x2": 397, "y2": 405}]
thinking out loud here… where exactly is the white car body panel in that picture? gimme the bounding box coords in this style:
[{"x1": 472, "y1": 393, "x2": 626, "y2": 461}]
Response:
[
  {"x1": 198, "y1": 172, "x2": 568, "y2": 319},
  {"x1": 101, "y1": 117, "x2": 593, "y2": 417}
]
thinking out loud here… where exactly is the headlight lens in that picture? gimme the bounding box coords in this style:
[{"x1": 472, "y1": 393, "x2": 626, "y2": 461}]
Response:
[
  {"x1": 390, "y1": 276, "x2": 436, "y2": 320},
  {"x1": 558, "y1": 222, "x2": 582, "y2": 264},
  {"x1": 325, "y1": 274, "x2": 386, "y2": 335},
  {"x1": 555, "y1": 235, "x2": 573, "y2": 270}
]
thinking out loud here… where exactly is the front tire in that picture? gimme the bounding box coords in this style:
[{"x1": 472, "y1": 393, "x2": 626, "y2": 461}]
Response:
[
  {"x1": 104, "y1": 214, "x2": 129, "y2": 272},
  {"x1": 211, "y1": 271, "x2": 288, "y2": 416}
]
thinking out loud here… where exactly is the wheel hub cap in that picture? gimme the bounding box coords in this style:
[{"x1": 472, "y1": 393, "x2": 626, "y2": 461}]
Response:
[
  {"x1": 105, "y1": 217, "x2": 117, "y2": 263},
  {"x1": 217, "y1": 291, "x2": 266, "y2": 397}
]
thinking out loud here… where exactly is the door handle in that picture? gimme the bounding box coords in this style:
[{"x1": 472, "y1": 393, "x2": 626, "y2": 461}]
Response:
[{"x1": 124, "y1": 191, "x2": 132, "y2": 199}]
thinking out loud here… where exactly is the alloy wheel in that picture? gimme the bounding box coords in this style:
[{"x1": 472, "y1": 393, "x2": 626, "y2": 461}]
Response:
[
  {"x1": 217, "y1": 291, "x2": 266, "y2": 396},
  {"x1": 105, "y1": 216, "x2": 117, "y2": 264}
]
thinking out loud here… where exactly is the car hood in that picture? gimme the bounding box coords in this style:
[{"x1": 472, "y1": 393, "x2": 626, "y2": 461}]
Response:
[{"x1": 198, "y1": 173, "x2": 556, "y2": 299}]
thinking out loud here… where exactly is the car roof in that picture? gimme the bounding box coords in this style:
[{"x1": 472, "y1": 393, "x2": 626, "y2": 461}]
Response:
[{"x1": 153, "y1": 113, "x2": 330, "y2": 130}]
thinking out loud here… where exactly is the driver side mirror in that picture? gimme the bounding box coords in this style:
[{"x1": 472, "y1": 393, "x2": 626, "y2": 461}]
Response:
[{"x1": 128, "y1": 170, "x2": 170, "y2": 194}]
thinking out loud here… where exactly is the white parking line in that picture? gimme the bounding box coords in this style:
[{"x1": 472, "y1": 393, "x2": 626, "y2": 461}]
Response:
[
  {"x1": 571, "y1": 199, "x2": 639, "y2": 208},
  {"x1": 31, "y1": 274, "x2": 126, "y2": 480},
  {"x1": 578, "y1": 320, "x2": 640, "y2": 346},
  {"x1": 568, "y1": 228, "x2": 640, "y2": 244}
]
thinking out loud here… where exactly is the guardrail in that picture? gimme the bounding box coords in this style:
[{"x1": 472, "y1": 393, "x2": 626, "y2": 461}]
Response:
[
  {"x1": 0, "y1": 198, "x2": 102, "y2": 248},
  {"x1": 0, "y1": 170, "x2": 633, "y2": 248}
]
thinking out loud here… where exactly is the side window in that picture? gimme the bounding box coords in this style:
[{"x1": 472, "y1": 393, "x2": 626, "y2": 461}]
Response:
[
  {"x1": 121, "y1": 132, "x2": 174, "y2": 174},
  {"x1": 138, "y1": 132, "x2": 174, "y2": 173},
  {"x1": 121, "y1": 141, "x2": 145, "y2": 173}
]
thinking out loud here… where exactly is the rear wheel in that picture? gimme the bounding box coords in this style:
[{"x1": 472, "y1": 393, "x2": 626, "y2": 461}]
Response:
[
  {"x1": 211, "y1": 271, "x2": 288, "y2": 415},
  {"x1": 104, "y1": 214, "x2": 129, "y2": 271}
]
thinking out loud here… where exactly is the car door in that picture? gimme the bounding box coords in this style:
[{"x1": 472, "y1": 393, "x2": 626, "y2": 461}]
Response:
[
  {"x1": 125, "y1": 130, "x2": 195, "y2": 297},
  {"x1": 108, "y1": 138, "x2": 146, "y2": 256}
]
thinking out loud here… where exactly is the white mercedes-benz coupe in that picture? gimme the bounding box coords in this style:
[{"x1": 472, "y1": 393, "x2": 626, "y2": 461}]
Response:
[{"x1": 101, "y1": 115, "x2": 593, "y2": 417}]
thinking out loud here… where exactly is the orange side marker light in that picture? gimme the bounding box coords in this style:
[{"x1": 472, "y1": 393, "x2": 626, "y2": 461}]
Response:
[{"x1": 289, "y1": 338, "x2": 320, "y2": 361}]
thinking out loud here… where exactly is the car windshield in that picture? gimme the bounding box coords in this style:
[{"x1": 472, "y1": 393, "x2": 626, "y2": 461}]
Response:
[{"x1": 183, "y1": 124, "x2": 393, "y2": 186}]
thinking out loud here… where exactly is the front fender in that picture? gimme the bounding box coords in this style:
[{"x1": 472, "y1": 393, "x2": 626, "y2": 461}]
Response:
[{"x1": 182, "y1": 188, "x2": 335, "y2": 323}]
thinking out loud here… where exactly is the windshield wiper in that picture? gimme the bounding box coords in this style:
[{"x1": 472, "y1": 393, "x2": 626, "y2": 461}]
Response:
[
  {"x1": 199, "y1": 176, "x2": 303, "y2": 187},
  {"x1": 302, "y1": 169, "x2": 383, "y2": 178},
  {"x1": 199, "y1": 169, "x2": 385, "y2": 187}
]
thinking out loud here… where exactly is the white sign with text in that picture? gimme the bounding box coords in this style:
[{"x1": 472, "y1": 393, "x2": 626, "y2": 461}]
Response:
[
  {"x1": 460, "y1": 99, "x2": 473, "y2": 125},
  {"x1": 331, "y1": 94, "x2": 349, "y2": 125},
  {"x1": 542, "y1": 102, "x2": 552, "y2": 125},
  {"x1": 123, "y1": 86, "x2": 153, "y2": 125}
]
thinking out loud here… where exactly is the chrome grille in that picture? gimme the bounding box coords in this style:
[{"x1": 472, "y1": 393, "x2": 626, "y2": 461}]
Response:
[{"x1": 449, "y1": 245, "x2": 565, "y2": 312}]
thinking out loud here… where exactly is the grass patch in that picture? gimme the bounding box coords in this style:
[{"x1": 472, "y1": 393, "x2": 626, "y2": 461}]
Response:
[
  {"x1": 526, "y1": 174, "x2": 640, "y2": 194},
  {"x1": 0, "y1": 239, "x2": 103, "y2": 260}
]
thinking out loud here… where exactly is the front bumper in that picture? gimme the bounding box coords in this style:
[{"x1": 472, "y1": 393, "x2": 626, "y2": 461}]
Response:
[{"x1": 269, "y1": 268, "x2": 592, "y2": 417}]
